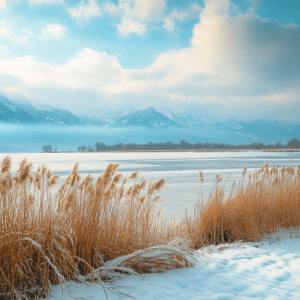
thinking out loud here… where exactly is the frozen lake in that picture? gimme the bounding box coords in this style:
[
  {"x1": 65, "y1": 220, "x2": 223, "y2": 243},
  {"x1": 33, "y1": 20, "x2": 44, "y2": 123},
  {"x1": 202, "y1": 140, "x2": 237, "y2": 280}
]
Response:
[{"x1": 2, "y1": 151, "x2": 300, "y2": 218}]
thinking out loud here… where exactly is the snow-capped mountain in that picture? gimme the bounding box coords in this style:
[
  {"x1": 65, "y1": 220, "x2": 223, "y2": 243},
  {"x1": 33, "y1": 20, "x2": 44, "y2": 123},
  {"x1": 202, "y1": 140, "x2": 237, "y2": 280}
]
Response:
[
  {"x1": 0, "y1": 94, "x2": 299, "y2": 144},
  {"x1": 156, "y1": 106, "x2": 216, "y2": 128},
  {"x1": 77, "y1": 105, "x2": 299, "y2": 142},
  {"x1": 78, "y1": 107, "x2": 137, "y2": 126},
  {"x1": 0, "y1": 95, "x2": 81, "y2": 125},
  {"x1": 112, "y1": 106, "x2": 181, "y2": 128}
]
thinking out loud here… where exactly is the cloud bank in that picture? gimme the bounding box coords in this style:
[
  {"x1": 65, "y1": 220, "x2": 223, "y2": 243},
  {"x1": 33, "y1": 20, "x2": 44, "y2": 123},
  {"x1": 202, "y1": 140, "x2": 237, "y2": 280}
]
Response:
[
  {"x1": 67, "y1": 0, "x2": 200, "y2": 36},
  {"x1": 0, "y1": 0, "x2": 299, "y2": 122}
]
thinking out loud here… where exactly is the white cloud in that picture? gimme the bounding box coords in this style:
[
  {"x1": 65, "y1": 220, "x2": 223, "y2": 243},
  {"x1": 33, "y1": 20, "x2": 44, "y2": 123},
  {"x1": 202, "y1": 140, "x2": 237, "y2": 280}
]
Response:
[
  {"x1": 117, "y1": 19, "x2": 147, "y2": 36},
  {"x1": 22, "y1": 29, "x2": 32, "y2": 35},
  {"x1": 28, "y1": 0, "x2": 63, "y2": 4},
  {"x1": 188, "y1": 0, "x2": 300, "y2": 86},
  {"x1": 98, "y1": 0, "x2": 300, "y2": 104},
  {"x1": 67, "y1": 0, "x2": 199, "y2": 36},
  {"x1": 0, "y1": 56, "x2": 53, "y2": 87},
  {"x1": 42, "y1": 24, "x2": 67, "y2": 39},
  {"x1": 21, "y1": 29, "x2": 33, "y2": 45},
  {"x1": 230, "y1": 89, "x2": 300, "y2": 107},
  {"x1": 54, "y1": 48, "x2": 127, "y2": 89},
  {"x1": 68, "y1": 0, "x2": 101, "y2": 21},
  {"x1": 163, "y1": 3, "x2": 201, "y2": 32},
  {"x1": 260, "y1": 89, "x2": 300, "y2": 104},
  {"x1": 118, "y1": 0, "x2": 167, "y2": 22},
  {"x1": 0, "y1": 48, "x2": 127, "y2": 89},
  {"x1": 0, "y1": 21, "x2": 9, "y2": 38},
  {"x1": 0, "y1": 0, "x2": 7, "y2": 9},
  {"x1": 112, "y1": 0, "x2": 167, "y2": 36},
  {"x1": 102, "y1": 1, "x2": 119, "y2": 15}
]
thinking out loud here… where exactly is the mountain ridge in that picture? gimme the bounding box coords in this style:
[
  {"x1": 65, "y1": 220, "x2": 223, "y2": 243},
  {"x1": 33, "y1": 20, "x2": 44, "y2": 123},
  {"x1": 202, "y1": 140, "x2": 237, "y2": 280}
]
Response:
[
  {"x1": 0, "y1": 95, "x2": 82, "y2": 125},
  {"x1": 0, "y1": 95, "x2": 299, "y2": 144}
]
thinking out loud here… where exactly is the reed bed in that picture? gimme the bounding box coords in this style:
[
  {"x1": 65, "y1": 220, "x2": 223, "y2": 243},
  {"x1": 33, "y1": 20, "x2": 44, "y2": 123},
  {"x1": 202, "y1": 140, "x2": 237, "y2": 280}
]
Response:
[
  {"x1": 0, "y1": 157, "x2": 180, "y2": 299},
  {"x1": 184, "y1": 163, "x2": 300, "y2": 248},
  {"x1": 0, "y1": 156, "x2": 299, "y2": 299}
]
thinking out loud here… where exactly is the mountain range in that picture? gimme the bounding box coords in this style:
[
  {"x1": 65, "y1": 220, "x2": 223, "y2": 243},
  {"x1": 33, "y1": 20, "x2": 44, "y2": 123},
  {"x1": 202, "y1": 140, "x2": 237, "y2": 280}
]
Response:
[
  {"x1": 0, "y1": 94, "x2": 299, "y2": 144},
  {"x1": 0, "y1": 95, "x2": 81, "y2": 125}
]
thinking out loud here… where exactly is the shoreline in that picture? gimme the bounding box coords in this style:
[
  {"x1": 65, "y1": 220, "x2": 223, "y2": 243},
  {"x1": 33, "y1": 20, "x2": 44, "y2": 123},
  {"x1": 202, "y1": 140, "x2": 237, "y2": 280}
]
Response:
[{"x1": 43, "y1": 149, "x2": 300, "y2": 153}]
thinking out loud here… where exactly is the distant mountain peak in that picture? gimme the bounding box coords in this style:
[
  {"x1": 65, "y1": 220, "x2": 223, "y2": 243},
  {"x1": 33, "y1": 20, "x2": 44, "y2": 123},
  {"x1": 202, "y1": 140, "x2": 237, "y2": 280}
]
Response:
[
  {"x1": 143, "y1": 106, "x2": 156, "y2": 112},
  {"x1": 113, "y1": 106, "x2": 181, "y2": 128}
]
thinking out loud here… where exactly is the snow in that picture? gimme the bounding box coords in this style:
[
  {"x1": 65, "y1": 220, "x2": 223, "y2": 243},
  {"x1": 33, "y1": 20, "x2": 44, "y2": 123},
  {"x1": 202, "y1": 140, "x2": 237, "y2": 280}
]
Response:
[
  {"x1": 48, "y1": 228, "x2": 300, "y2": 300},
  {"x1": 33, "y1": 104, "x2": 54, "y2": 112}
]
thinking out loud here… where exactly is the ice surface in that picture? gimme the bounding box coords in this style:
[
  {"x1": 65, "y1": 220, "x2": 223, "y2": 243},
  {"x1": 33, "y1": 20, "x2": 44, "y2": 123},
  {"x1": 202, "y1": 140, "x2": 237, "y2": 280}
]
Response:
[
  {"x1": 48, "y1": 229, "x2": 300, "y2": 300},
  {"x1": 1, "y1": 151, "x2": 299, "y2": 218}
]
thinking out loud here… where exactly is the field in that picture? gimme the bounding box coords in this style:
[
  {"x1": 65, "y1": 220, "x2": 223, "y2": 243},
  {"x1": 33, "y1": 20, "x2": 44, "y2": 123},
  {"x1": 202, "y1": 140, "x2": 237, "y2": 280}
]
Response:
[{"x1": 0, "y1": 155, "x2": 299, "y2": 299}]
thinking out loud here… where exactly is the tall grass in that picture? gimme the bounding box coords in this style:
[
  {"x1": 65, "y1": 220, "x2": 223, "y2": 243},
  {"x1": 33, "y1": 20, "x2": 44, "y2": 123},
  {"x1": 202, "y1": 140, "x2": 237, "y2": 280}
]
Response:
[
  {"x1": 0, "y1": 157, "x2": 180, "y2": 299},
  {"x1": 184, "y1": 163, "x2": 300, "y2": 248},
  {"x1": 0, "y1": 156, "x2": 299, "y2": 299},
  {"x1": 0, "y1": 158, "x2": 76, "y2": 299}
]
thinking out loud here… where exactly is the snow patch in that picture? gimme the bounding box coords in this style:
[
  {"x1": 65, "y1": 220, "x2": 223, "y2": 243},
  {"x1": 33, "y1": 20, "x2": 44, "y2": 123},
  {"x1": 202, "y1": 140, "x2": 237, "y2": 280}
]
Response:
[{"x1": 48, "y1": 229, "x2": 300, "y2": 300}]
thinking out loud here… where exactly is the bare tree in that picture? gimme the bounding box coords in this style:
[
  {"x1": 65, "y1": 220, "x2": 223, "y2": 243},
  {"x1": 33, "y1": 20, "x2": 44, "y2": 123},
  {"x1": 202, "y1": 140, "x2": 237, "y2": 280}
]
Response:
[
  {"x1": 77, "y1": 145, "x2": 86, "y2": 152},
  {"x1": 287, "y1": 138, "x2": 300, "y2": 149},
  {"x1": 41, "y1": 145, "x2": 53, "y2": 152},
  {"x1": 95, "y1": 141, "x2": 108, "y2": 151},
  {"x1": 87, "y1": 145, "x2": 94, "y2": 151}
]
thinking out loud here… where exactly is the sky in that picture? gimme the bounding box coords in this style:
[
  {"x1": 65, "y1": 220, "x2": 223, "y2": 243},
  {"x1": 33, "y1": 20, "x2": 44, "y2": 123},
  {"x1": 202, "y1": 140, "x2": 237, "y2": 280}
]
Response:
[{"x1": 0, "y1": 0, "x2": 299, "y2": 122}]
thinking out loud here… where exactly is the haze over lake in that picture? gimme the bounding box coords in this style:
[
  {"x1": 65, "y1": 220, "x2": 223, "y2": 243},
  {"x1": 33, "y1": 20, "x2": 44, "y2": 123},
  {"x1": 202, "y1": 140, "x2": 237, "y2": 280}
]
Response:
[{"x1": 4, "y1": 151, "x2": 300, "y2": 218}]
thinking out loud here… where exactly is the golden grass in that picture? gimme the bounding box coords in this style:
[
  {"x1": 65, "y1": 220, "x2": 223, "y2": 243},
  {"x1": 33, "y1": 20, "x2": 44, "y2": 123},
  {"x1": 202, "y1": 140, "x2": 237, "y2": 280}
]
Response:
[
  {"x1": 0, "y1": 157, "x2": 179, "y2": 299},
  {"x1": 89, "y1": 240, "x2": 196, "y2": 282},
  {"x1": 184, "y1": 163, "x2": 300, "y2": 248},
  {"x1": 0, "y1": 156, "x2": 299, "y2": 299}
]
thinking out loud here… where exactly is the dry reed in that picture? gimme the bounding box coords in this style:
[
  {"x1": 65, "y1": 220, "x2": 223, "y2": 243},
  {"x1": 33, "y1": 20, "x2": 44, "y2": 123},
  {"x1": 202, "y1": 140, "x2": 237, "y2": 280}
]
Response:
[
  {"x1": 89, "y1": 240, "x2": 196, "y2": 282},
  {"x1": 184, "y1": 163, "x2": 300, "y2": 248},
  {"x1": 1, "y1": 156, "x2": 299, "y2": 299},
  {"x1": 0, "y1": 157, "x2": 181, "y2": 299}
]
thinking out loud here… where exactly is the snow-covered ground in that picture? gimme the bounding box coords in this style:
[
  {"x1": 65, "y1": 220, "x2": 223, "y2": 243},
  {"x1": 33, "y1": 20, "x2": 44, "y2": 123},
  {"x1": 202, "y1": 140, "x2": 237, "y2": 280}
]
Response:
[{"x1": 49, "y1": 228, "x2": 300, "y2": 300}]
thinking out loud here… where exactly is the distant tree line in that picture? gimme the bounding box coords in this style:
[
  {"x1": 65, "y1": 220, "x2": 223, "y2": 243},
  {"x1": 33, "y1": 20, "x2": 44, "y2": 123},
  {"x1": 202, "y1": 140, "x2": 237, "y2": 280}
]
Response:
[
  {"x1": 74, "y1": 138, "x2": 300, "y2": 152},
  {"x1": 41, "y1": 138, "x2": 300, "y2": 153},
  {"x1": 41, "y1": 145, "x2": 58, "y2": 152}
]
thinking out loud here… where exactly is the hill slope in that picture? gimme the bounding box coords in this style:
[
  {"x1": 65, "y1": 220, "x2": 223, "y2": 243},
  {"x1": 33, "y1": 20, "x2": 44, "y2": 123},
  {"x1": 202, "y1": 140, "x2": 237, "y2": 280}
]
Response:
[{"x1": 0, "y1": 95, "x2": 81, "y2": 125}]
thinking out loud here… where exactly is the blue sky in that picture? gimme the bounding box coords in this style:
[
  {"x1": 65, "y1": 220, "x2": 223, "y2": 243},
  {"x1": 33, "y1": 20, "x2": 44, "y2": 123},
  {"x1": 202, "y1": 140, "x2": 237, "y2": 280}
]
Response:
[{"x1": 0, "y1": 0, "x2": 299, "y2": 122}]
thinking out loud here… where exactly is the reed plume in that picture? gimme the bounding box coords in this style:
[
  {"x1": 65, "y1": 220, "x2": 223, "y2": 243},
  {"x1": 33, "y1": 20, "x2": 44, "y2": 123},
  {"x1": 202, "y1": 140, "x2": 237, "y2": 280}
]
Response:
[
  {"x1": 1, "y1": 156, "x2": 11, "y2": 174},
  {"x1": 183, "y1": 162, "x2": 300, "y2": 248}
]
